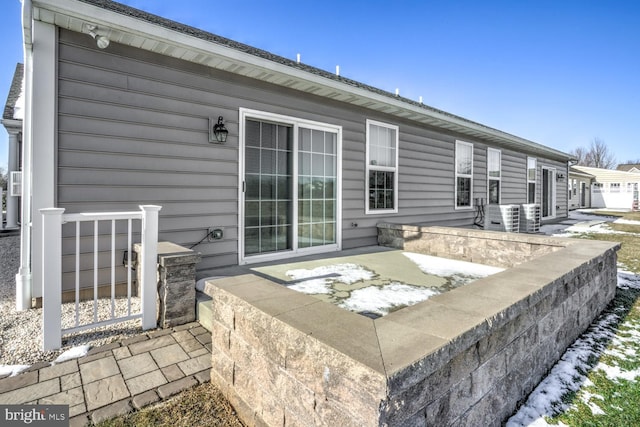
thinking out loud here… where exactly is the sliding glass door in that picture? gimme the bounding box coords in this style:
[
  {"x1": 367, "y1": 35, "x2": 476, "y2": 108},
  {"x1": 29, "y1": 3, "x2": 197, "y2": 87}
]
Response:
[{"x1": 240, "y1": 109, "x2": 341, "y2": 263}]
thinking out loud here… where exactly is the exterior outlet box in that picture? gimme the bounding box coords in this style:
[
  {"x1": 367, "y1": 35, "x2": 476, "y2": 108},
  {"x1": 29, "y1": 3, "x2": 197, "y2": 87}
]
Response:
[{"x1": 209, "y1": 228, "x2": 224, "y2": 240}]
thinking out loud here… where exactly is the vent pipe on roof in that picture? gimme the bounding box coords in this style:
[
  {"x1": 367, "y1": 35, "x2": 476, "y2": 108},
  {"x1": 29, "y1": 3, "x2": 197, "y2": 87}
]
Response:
[
  {"x1": 296, "y1": 53, "x2": 300, "y2": 63},
  {"x1": 395, "y1": 88, "x2": 399, "y2": 96},
  {"x1": 336, "y1": 65, "x2": 340, "y2": 76},
  {"x1": 419, "y1": 96, "x2": 423, "y2": 104}
]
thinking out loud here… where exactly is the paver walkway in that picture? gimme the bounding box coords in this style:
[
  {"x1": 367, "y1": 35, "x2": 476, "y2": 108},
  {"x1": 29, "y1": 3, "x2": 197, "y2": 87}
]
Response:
[{"x1": 0, "y1": 322, "x2": 212, "y2": 426}]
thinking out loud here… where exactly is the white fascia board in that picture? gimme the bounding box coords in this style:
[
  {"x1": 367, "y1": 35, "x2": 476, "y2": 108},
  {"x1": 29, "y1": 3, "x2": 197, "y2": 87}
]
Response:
[{"x1": 33, "y1": 0, "x2": 570, "y2": 160}]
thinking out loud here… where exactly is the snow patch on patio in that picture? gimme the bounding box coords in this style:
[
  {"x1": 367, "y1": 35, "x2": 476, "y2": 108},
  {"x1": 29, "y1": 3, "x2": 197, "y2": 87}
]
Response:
[
  {"x1": 339, "y1": 282, "x2": 439, "y2": 316},
  {"x1": 402, "y1": 252, "x2": 504, "y2": 282},
  {"x1": 0, "y1": 364, "x2": 29, "y2": 377},
  {"x1": 53, "y1": 345, "x2": 91, "y2": 364},
  {"x1": 287, "y1": 263, "x2": 375, "y2": 285}
]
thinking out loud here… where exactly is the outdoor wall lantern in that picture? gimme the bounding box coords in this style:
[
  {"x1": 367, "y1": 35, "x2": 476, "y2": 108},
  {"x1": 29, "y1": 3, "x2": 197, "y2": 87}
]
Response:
[
  {"x1": 210, "y1": 116, "x2": 229, "y2": 143},
  {"x1": 86, "y1": 24, "x2": 110, "y2": 49},
  {"x1": 556, "y1": 173, "x2": 566, "y2": 181}
]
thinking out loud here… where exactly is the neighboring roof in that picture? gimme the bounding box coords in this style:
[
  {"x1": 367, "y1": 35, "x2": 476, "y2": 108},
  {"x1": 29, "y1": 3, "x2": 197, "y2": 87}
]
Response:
[
  {"x1": 29, "y1": 0, "x2": 572, "y2": 160},
  {"x1": 3, "y1": 63, "x2": 24, "y2": 121},
  {"x1": 569, "y1": 166, "x2": 595, "y2": 179},
  {"x1": 617, "y1": 164, "x2": 640, "y2": 173},
  {"x1": 573, "y1": 166, "x2": 640, "y2": 182}
]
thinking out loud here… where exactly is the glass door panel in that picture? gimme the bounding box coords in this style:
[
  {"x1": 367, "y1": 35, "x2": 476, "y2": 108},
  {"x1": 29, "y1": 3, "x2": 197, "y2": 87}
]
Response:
[
  {"x1": 298, "y1": 128, "x2": 337, "y2": 248},
  {"x1": 244, "y1": 120, "x2": 293, "y2": 256}
]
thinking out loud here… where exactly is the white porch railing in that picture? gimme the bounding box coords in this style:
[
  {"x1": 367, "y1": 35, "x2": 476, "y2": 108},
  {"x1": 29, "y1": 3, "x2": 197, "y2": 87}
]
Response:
[{"x1": 40, "y1": 205, "x2": 161, "y2": 351}]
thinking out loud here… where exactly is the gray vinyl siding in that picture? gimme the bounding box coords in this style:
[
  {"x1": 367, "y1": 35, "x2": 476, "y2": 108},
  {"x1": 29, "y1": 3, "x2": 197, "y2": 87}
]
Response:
[
  {"x1": 500, "y1": 150, "x2": 527, "y2": 205},
  {"x1": 56, "y1": 28, "x2": 568, "y2": 288}
]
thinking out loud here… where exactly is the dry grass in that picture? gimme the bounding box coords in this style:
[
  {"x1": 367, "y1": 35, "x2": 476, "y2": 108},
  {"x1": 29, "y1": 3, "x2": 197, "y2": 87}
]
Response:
[
  {"x1": 591, "y1": 210, "x2": 640, "y2": 221},
  {"x1": 93, "y1": 382, "x2": 244, "y2": 427}
]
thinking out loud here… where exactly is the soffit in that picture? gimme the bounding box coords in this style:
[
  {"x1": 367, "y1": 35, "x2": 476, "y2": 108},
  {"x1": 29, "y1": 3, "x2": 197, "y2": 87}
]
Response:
[{"x1": 32, "y1": 0, "x2": 571, "y2": 161}]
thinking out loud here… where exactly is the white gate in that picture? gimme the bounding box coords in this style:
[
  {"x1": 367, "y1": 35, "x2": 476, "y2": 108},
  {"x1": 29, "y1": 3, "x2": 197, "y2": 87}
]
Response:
[{"x1": 40, "y1": 205, "x2": 161, "y2": 351}]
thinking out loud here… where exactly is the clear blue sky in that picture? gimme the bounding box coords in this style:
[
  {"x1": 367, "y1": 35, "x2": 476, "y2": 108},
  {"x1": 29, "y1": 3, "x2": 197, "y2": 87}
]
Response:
[{"x1": 2, "y1": 0, "x2": 639, "y2": 172}]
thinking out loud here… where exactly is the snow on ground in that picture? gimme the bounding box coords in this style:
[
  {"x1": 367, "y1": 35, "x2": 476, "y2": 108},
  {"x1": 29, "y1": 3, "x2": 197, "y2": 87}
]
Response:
[
  {"x1": 0, "y1": 364, "x2": 29, "y2": 377},
  {"x1": 0, "y1": 345, "x2": 92, "y2": 377},
  {"x1": 540, "y1": 209, "x2": 640, "y2": 237},
  {"x1": 507, "y1": 210, "x2": 640, "y2": 426},
  {"x1": 53, "y1": 345, "x2": 91, "y2": 364},
  {"x1": 403, "y1": 252, "x2": 504, "y2": 280},
  {"x1": 339, "y1": 282, "x2": 439, "y2": 316},
  {"x1": 287, "y1": 263, "x2": 375, "y2": 285},
  {"x1": 286, "y1": 256, "x2": 502, "y2": 316}
]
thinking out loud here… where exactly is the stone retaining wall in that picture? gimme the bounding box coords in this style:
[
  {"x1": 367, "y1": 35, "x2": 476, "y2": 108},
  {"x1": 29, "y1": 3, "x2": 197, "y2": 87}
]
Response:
[
  {"x1": 208, "y1": 227, "x2": 619, "y2": 426},
  {"x1": 377, "y1": 224, "x2": 566, "y2": 267}
]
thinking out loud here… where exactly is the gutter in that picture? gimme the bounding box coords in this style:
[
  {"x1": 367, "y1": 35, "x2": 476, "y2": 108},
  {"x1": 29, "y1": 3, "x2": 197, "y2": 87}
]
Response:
[{"x1": 16, "y1": 0, "x2": 33, "y2": 310}]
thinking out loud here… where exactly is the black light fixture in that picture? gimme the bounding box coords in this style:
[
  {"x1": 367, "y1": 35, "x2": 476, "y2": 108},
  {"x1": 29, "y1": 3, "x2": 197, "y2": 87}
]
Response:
[{"x1": 210, "y1": 116, "x2": 228, "y2": 143}]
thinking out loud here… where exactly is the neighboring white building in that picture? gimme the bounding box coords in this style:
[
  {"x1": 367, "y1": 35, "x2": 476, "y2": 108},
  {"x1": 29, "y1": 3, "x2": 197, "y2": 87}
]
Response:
[
  {"x1": 1, "y1": 63, "x2": 23, "y2": 230},
  {"x1": 617, "y1": 163, "x2": 640, "y2": 174},
  {"x1": 572, "y1": 165, "x2": 640, "y2": 210},
  {"x1": 568, "y1": 166, "x2": 594, "y2": 210}
]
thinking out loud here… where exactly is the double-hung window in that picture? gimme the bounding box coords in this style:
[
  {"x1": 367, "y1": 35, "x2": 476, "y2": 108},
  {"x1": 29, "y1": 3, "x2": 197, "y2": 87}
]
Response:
[
  {"x1": 487, "y1": 148, "x2": 501, "y2": 204},
  {"x1": 366, "y1": 120, "x2": 398, "y2": 213},
  {"x1": 527, "y1": 157, "x2": 537, "y2": 203},
  {"x1": 455, "y1": 141, "x2": 473, "y2": 208}
]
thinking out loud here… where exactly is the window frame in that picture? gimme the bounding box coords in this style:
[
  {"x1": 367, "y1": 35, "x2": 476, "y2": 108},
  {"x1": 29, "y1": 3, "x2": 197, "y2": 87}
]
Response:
[
  {"x1": 455, "y1": 140, "x2": 474, "y2": 210},
  {"x1": 527, "y1": 157, "x2": 537, "y2": 204},
  {"x1": 365, "y1": 119, "x2": 399, "y2": 214},
  {"x1": 487, "y1": 147, "x2": 501, "y2": 204},
  {"x1": 610, "y1": 182, "x2": 621, "y2": 193}
]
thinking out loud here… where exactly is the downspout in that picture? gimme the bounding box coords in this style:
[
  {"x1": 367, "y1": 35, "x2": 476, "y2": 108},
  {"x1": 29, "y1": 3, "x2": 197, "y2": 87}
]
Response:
[{"x1": 16, "y1": 0, "x2": 33, "y2": 310}]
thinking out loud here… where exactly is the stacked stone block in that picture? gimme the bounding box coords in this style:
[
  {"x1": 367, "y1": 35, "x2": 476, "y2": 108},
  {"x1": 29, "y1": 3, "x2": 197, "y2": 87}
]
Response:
[{"x1": 209, "y1": 227, "x2": 619, "y2": 426}]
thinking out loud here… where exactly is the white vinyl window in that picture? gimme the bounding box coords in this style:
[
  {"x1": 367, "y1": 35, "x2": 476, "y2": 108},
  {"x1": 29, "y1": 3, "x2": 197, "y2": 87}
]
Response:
[
  {"x1": 366, "y1": 120, "x2": 399, "y2": 214},
  {"x1": 527, "y1": 157, "x2": 537, "y2": 203},
  {"x1": 610, "y1": 183, "x2": 621, "y2": 193},
  {"x1": 455, "y1": 141, "x2": 473, "y2": 209},
  {"x1": 487, "y1": 148, "x2": 501, "y2": 204}
]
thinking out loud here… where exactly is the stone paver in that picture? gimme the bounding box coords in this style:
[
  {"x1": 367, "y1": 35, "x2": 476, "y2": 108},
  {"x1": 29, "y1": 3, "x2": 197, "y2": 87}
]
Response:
[
  {"x1": 194, "y1": 368, "x2": 211, "y2": 384},
  {"x1": 157, "y1": 376, "x2": 198, "y2": 400},
  {"x1": 39, "y1": 359, "x2": 78, "y2": 381},
  {"x1": 132, "y1": 390, "x2": 160, "y2": 410},
  {"x1": 150, "y1": 343, "x2": 190, "y2": 368},
  {"x1": 80, "y1": 356, "x2": 120, "y2": 384},
  {"x1": 161, "y1": 364, "x2": 185, "y2": 382},
  {"x1": 178, "y1": 338, "x2": 204, "y2": 353},
  {"x1": 126, "y1": 370, "x2": 167, "y2": 395},
  {"x1": 69, "y1": 402, "x2": 87, "y2": 418},
  {"x1": 118, "y1": 352, "x2": 158, "y2": 380},
  {"x1": 84, "y1": 375, "x2": 130, "y2": 411},
  {"x1": 172, "y1": 330, "x2": 193, "y2": 342},
  {"x1": 91, "y1": 399, "x2": 132, "y2": 424},
  {"x1": 0, "y1": 378, "x2": 59, "y2": 404},
  {"x1": 61, "y1": 372, "x2": 82, "y2": 391},
  {"x1": 178, "y1": 354, "x2": 211, "y2": 376},
  {"x1": 128, "y1": 334, "x2": 176, "y2": 355},
  {"x1": 189, "y1": 347, "x2": 210, "y2": 358},
  {"x1": 0, "y1": 370, "x2": 37, "y2": 394},
  {"x1": 0, "y1": 322, "x2": 211, "y2": 425},
  {"x1": 39, "y1": 386, "x2": 84, "y2": 407},
  {"x1": 113, "y1": 346, "x2": 132, "y2": 360}
]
